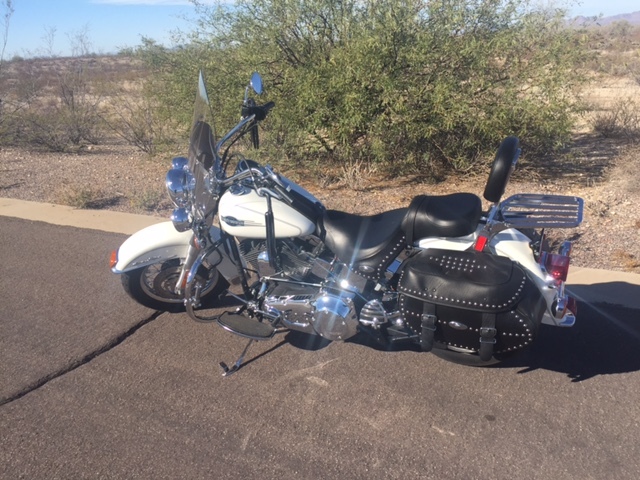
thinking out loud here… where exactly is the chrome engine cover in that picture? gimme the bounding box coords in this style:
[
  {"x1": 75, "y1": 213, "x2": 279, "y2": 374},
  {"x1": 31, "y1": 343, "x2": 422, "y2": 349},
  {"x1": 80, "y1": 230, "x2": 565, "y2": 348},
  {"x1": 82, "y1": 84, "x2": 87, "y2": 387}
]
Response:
[
  {"x1": 264, "y1": 291, "x2": 359, "y2": 341},
  {"x1": 311, "y1": 293, "x2": 358, "y2": 341},
  {"x1": 264, "y1": 294, "x2": 316, "y2": 334}
]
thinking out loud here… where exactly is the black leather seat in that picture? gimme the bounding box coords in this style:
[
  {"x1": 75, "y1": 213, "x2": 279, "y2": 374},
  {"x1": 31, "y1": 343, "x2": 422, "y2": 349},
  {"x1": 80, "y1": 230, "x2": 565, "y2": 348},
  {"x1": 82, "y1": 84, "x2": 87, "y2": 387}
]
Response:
[
  {"x1": 318, "y1": 193, "x2": 482, "y2": 279},
  {"x1": 402, "y1": 193, "x2": 482, "y2": 244},
  {"x1": 320, "y1": 208, "x2": 407, "y2": 265}
]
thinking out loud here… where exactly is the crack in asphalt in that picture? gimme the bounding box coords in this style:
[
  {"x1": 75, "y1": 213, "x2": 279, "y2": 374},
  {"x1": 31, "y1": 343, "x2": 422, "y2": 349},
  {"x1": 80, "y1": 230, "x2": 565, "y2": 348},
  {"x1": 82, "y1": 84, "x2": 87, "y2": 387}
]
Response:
[{"x1": 0, "y1": 310, "x2": 164, "y2": 407}]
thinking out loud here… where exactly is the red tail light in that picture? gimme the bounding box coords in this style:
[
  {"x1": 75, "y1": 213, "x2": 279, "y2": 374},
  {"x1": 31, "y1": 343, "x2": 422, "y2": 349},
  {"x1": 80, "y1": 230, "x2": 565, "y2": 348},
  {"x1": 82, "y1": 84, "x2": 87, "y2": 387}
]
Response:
[{"x1": 543, "y1": 252, "x2": 570, "y2": 282}]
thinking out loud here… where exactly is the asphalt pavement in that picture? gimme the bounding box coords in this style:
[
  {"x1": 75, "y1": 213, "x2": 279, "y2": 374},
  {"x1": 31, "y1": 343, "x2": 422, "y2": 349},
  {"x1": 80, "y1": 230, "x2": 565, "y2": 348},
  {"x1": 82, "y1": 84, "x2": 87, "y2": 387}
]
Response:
[{"x1": 1, "y1": 198, "x2": 640, "y2": 479}]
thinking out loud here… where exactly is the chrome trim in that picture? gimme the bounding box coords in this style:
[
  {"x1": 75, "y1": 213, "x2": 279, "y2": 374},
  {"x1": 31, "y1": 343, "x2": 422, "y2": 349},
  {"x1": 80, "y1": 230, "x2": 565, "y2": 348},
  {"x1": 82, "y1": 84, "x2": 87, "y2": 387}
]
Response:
[
  {"x1": 216, "y1": 115, "x2": 256, "y2": 155},
  {"x1": 166, "y1": 168, "x2": 193, "y2": 207},
  {"x1": 499, "y1": 194, "x2": 584, "y2": 228},
  {"x1": 171, "y1": 156, "x2": 188, "y2": 170},
  {"x1": 170, "y1": 208, "x2": 191, "y2": 232},
  {"x1": 184, "y1": 248, "x2": 219, "y2": 323}
]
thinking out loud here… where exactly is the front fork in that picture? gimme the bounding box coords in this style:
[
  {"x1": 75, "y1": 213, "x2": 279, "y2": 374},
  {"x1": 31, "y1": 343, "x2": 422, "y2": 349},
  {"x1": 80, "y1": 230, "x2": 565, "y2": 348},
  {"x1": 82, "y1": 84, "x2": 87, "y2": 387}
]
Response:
[
  {"x1": 180, "y1": 231, "x2": 253, "y2": 323},
  {"x1": 175, "y1": 237, "x2": 200, "y2": 298},
  {"x1": 183, "y1": 243, "x2": 217, "y2": 323}
]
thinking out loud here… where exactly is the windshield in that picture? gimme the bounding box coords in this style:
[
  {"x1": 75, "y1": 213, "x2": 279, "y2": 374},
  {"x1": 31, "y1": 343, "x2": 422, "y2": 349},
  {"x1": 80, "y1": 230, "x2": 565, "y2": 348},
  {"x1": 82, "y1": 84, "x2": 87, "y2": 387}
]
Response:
[{"x1": 187, "y1": 72, "x2": 220, "y2": 223}]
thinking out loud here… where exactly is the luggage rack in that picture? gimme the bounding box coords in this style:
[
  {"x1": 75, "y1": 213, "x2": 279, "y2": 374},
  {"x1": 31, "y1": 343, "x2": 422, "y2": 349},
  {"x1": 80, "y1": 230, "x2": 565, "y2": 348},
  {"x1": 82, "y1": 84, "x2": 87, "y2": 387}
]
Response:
[{"x1": 498, "y1": 194, "x2": 584, "y2": 228}]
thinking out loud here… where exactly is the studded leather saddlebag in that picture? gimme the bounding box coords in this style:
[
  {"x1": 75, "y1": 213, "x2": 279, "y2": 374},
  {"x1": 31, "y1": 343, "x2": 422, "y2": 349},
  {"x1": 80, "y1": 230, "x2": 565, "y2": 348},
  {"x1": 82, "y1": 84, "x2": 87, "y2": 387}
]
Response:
[{"x1": 398, "y1": 249, "x2": 546, "y2": 360}]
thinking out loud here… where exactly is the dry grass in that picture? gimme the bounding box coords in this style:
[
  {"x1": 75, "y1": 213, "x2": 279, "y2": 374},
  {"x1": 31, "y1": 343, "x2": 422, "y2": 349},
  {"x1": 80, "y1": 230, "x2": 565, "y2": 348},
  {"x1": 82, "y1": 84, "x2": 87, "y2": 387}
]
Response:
[
  {"x1": 128, "y1": 188, "x2": 166, "y2": 213},
  {"x1": 53, "y1": 183, "x2": 107, "y2": 209},
  {"x1": 612, "y1": 250, "x2": 640, "y2": 272}
]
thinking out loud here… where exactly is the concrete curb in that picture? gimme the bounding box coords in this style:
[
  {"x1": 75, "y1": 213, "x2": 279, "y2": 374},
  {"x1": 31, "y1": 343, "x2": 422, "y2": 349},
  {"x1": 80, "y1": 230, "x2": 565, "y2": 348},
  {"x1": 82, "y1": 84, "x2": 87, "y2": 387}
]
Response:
[
  {"x1": 2, "y1": 196, "x2": 639, "y2": 309},
  {"x1": 0, "y1": 197, "x2": 165, "y2": 235},
  {"x1": 567, "y1": 267, "x2": 640, "y2": 310}
]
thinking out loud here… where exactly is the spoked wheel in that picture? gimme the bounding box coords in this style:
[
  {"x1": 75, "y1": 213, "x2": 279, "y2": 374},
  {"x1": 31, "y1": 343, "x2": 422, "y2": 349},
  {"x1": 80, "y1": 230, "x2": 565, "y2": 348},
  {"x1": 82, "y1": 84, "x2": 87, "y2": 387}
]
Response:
[{"x1": 121, "y1": 259, "x2": 227, "y2": 312}]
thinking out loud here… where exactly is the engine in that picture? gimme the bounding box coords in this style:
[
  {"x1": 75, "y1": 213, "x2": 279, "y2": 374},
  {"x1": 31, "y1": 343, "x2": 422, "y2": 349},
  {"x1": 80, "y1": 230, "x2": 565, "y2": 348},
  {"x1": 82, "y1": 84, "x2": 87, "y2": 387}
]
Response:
[
  {"x1": 239, "y1": 237, "x2": 365, "y2": 341},
  {"x1": 239, "y1": 237, "x2": 325, "y2": 281},
  {"x1": 239, "y1": 237, "x2": 406, "y2": 341},
  {"x1": 264, "y1": 289, "x2": 358, "y2": 341}
]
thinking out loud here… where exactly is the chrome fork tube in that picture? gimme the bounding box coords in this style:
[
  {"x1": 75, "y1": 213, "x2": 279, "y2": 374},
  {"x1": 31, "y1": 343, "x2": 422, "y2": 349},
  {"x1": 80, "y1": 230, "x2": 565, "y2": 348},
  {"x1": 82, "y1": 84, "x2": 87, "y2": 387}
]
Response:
[
  {"x1": 184, "y1": 246, "x2": 219, "y2": 323},
  {"x1": 175, "y1": 237, "x2": 200, "y2": 296}
]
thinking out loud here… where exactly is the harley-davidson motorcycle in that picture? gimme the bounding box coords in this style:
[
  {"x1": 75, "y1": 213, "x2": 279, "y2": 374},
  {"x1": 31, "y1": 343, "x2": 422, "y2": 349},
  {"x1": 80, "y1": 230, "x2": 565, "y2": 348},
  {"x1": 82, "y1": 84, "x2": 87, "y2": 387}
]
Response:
[{"x1": 110, "y1": 72, "x2": 584, "y2": 375}]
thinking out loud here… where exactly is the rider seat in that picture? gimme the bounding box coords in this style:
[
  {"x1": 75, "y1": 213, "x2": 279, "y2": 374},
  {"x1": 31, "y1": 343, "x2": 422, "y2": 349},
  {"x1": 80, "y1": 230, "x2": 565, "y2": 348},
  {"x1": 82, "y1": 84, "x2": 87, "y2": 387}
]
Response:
[
  {"x1": 402, "y1": 193, "x2": 482, "y2": 245},
  {"x1": 319, "y1": 208, "x2": 408, "y2": 279},
  {"x1": 318, "y1": 193, "x2": 483, "y2": 280}
]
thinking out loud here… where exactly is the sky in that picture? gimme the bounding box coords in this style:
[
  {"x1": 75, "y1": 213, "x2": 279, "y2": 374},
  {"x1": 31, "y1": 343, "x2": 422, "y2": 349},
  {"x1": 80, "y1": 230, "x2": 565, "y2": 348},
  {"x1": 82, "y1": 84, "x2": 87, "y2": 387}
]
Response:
[
  {"x1": 2, "y1": 0, "x2": 208, "y2": 58},
  {"x1": 2, "y1": 0, "x2": 640, "y2": 59}
]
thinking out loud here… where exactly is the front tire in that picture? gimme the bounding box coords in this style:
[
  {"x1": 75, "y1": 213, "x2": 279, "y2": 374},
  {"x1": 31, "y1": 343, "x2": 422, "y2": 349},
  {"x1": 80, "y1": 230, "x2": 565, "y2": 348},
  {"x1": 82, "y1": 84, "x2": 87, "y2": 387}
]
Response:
[{"x1": 121, "y1": 259, "x2": 227, "y2": 312}]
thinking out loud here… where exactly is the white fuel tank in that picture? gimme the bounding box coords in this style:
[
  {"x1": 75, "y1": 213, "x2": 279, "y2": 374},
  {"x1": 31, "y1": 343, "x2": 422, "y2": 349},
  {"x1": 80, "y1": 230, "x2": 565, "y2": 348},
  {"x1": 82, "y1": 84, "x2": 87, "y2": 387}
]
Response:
[{"x1": 219, "y1": 186, "x2": 316, "y2": 238}]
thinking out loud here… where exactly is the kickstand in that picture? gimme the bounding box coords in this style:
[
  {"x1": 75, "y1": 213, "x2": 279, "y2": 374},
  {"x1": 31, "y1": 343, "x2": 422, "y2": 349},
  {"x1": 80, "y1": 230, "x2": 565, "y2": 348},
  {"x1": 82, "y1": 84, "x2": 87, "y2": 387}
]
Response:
[{"x1": 219, "y1": 339, "x2": 254, "y2": 377}]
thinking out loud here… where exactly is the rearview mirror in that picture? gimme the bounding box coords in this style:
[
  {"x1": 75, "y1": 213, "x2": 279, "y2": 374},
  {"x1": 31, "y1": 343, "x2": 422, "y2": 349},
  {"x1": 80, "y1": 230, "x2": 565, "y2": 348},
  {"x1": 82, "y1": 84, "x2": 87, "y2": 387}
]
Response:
[{"x1": 250, "y1": 72, "x2": 263, "y2": 95}]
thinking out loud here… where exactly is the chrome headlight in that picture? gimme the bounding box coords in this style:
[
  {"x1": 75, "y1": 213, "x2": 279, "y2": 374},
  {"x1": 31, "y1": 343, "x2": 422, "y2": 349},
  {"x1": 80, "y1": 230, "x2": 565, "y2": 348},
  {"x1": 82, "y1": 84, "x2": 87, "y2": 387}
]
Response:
[
  {"x1": 171, "y1": 207, "x2": 191, "y2": 232},
  {"x1": 166, "y1": 157, "x2": 194, "y2": 207}
]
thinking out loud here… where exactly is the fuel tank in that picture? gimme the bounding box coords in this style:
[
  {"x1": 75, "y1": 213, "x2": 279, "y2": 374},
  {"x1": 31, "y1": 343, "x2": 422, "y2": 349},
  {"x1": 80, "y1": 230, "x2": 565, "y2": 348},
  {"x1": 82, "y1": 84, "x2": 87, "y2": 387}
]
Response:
[{"x1": 219, "y1": 186, "x2": 317, "y2": 238}]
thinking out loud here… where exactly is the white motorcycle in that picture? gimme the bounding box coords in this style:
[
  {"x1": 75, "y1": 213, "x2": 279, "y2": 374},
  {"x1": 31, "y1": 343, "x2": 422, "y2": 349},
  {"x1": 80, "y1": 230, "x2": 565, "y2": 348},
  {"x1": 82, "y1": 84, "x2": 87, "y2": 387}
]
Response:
[{"x1": 111, "y1": 72, "x2": 583, "y2": 374}]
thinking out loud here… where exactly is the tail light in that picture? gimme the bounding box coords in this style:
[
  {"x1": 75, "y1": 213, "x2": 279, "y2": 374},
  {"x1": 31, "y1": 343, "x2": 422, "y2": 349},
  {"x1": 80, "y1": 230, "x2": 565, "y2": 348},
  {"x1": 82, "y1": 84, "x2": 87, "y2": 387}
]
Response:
[{"x1": 541, "y1": 251, "x2": 570, "y2": 282}]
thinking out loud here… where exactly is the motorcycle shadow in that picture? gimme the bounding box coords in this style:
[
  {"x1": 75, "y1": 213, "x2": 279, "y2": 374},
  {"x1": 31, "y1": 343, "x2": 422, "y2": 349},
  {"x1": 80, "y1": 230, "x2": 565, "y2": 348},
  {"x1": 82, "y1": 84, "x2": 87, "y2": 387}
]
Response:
[
  {"x1": 499, "y1": 301, "x2": 640, "y2": 382},
  {"x1": 216, "y1": 291, "x2": 640, "y2": 381}
]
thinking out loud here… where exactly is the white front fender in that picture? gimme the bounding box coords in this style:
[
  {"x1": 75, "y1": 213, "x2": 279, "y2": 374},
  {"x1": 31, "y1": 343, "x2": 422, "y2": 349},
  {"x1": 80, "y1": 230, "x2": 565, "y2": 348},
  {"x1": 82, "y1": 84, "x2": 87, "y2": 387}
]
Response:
[
  {"x1": 111, "y1": 222, "x2": 238, "y2": 282},
  {"x1": 112, "y1": 221, "x2": 193, "y2": 273}
]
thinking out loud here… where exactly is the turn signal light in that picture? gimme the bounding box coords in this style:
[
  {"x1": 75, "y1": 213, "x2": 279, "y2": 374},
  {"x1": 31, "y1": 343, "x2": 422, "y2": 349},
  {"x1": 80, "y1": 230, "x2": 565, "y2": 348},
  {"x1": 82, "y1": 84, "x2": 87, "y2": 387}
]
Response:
[
  {"x1": 109, "y1": 250, "x2": 118, "y2": 269},
  {"x1": 543, "y1": 252, "x2": 570, "y2": 282}
]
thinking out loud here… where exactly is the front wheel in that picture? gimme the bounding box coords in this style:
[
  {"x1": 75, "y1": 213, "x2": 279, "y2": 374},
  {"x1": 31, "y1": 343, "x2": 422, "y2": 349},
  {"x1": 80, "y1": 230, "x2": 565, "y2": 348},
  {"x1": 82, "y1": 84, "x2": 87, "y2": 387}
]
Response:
[{"x1": 121, "y1": 259, "x2": 227, "y2": 312}]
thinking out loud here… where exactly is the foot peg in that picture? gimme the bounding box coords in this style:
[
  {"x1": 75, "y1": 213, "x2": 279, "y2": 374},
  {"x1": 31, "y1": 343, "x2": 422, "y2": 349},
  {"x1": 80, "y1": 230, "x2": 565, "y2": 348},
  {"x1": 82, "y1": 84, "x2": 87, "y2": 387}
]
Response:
[{"x1": 217, "y1": 311, "x2": 276, "y2": 340}]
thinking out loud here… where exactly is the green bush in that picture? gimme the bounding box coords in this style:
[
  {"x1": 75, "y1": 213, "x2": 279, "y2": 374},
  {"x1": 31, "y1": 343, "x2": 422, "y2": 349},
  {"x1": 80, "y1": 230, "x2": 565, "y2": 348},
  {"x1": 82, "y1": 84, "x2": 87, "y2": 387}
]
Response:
[{"x1": 139, "y1": 0, "x2": 588, "y2": 177}]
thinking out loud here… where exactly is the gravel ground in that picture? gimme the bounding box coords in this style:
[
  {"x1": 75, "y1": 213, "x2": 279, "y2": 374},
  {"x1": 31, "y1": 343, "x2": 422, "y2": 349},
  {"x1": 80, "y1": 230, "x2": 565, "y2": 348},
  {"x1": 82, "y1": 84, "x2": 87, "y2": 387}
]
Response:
[{"x1": 1, "y1": 136, "x2": 639, "y2": 273}]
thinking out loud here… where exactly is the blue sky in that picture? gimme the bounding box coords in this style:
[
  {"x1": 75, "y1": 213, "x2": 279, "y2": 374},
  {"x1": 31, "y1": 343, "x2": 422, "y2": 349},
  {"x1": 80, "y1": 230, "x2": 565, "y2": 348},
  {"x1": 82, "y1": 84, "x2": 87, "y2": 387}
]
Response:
[
  {"x1": 3, "y1": 0, "x2": 207, "y2": 58},
  {"x1": 2, "y1": 0, "x2": 639, "y2": 58}
]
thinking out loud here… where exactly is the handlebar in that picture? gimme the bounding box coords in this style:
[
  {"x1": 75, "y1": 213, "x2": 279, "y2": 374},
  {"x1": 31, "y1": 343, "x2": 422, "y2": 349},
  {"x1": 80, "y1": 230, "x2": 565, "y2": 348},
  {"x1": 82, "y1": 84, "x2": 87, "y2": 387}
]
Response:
[
  {"x1": 217, "y1": 165, "x2": 293, "y2": 205},
  {"x1": 241, "y1": 101, "x2": 275, "y2": 121}
]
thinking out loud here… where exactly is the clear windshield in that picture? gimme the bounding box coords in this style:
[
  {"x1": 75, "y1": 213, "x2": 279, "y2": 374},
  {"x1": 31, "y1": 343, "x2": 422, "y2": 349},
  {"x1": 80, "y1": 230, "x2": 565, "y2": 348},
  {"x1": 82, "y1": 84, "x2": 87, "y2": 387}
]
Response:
[{"x1": 187, "y1": 72, "x2": 220, "y2": 223}]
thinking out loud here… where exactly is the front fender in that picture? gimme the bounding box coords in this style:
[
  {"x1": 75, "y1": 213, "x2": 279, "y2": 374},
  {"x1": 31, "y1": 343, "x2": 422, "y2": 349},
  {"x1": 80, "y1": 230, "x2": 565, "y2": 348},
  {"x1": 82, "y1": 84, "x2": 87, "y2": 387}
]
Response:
[
  {"x1": 112, "y1": 221, "x2": 193, "y2": 273},
  {"x1": 112, "y1": 222, "x2": 238, "y2": 282}
]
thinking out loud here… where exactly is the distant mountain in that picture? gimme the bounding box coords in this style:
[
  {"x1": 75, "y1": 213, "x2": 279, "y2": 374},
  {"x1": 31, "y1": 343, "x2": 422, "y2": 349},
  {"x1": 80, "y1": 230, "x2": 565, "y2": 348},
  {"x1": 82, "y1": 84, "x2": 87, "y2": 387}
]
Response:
[{"x1": 573, "y1": 11, "x2": 640, "y2": 26}]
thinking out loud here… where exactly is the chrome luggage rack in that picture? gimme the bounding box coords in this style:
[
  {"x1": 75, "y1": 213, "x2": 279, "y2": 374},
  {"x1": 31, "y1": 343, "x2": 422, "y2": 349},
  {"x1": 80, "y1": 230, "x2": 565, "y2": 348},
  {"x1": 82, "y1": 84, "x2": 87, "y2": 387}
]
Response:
[{"x1": 498, "y1": 194, "x2": 584, "y2": 228}]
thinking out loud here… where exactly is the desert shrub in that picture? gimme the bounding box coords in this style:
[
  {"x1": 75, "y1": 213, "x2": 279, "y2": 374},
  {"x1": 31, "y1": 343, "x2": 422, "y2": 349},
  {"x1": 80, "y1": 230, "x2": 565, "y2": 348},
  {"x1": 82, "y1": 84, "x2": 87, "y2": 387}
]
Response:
[
  {"x1": 3, "y1": 59, "x2": 105, "y2": 151},
  {"x1": 582, "y1": 20, "x2": 640, "y2": 77},
  {"x1": 139, "y1": 0, "x2": 588, "y2": 177},
  {"x1": 54, "y1": 183, "x2": 105, "y2": 209},
  {"x1": 101, "y1": 88, "x2": 180, "y2": 155},
  {"x1": 592, "y1": 98, "x2": 640, "y2": 140}
]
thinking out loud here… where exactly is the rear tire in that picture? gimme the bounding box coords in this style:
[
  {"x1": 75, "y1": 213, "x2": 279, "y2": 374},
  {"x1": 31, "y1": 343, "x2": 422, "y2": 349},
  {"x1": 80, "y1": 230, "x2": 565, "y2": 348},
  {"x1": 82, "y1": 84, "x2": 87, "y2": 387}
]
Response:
[{"x1": 121, "y1": 259, "x2": 227, "y2": 312}]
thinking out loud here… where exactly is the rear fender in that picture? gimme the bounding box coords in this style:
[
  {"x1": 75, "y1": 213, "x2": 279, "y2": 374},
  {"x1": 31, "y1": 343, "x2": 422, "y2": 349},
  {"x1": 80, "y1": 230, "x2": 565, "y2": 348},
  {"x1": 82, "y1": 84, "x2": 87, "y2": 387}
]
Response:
[
  {"x1": 112, "y1": 222, "x2": 238, "y2": 282},
  {"x1": 490, "y1": 228, "x2": 567, "y2": 326}
]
